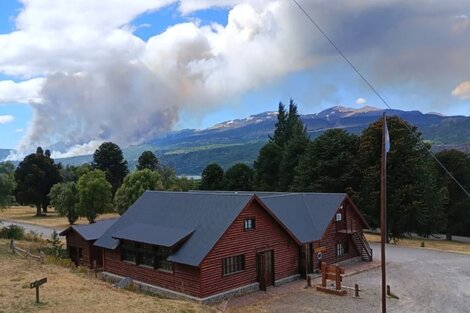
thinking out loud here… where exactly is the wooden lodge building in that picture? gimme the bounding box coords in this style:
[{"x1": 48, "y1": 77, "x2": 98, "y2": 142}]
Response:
[{"x1": 63, "y1": 191, "x2": 372, "y2": 303}]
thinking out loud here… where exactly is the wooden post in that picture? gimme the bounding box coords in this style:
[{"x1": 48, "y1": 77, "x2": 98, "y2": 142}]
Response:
[
  {"x1": 307, "y1": 276, "x2": 312, "y2": 288},
  {"x1": 387, "y1": 285, "x2": 391, "y2": 296},
  {"x1": 30, "y1": 278, "x2": 47, "y2": 304},
  {"x1": 381, "y1": 112, "x2": 387, "y2": 313},
  {"x1": 10, "y1": 239, "x2": 14, "y2": 253},
  {"x1": 335, "y1": 267, "x2": 341, "y2": 291},
  {"x1": 355, "y1": 284, "x2": 359, "y2": 297}
]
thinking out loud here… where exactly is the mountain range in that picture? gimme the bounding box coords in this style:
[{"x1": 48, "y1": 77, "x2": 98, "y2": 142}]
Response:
[{"x1": 2, "y1": 106, "x2": 470, "y2": 175}]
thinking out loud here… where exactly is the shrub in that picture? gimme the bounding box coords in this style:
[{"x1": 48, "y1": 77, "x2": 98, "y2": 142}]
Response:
[
  {"x1": 24, "y1": 230, "x2": 43, "y2": 242},
  {"x1": 0, "y1": 225, "x2": 25, "y2": 240}
]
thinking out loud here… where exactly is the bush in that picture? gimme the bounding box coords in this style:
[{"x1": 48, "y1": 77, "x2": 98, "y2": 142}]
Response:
[
  {"x1": 0, "y1": 225, "x2": 25, "y2": 240},
  {"x1": 24, "y1": 230, "x2": 43, "y2": 242}
]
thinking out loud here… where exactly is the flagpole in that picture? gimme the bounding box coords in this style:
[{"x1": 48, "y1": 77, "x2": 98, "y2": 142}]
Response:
[{"x1": 381, "y1": 112, "x2": 387, "y2": 313}]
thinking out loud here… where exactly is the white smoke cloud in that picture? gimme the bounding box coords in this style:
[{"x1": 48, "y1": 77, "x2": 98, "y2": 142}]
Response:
[{"x1": 0, "y1": 0, "x2": 469, "y2": 159}]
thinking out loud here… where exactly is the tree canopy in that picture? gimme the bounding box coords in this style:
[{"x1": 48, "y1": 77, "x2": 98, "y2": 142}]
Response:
[
  {"x1": 199, "y1": 163, "x2": 224, "y2": 190},
  {"x1": 137, "y1": 151, "x2": 159, "y2": 172},
  {"x1": 293, "y1": 129, "x2": 359, "y2": 192},
  {"x1": 435, "y1": 149, "x2": 470, "y2": 239},
  {"x1": 77, "y1": 169, "x2": 112, "y2": 223},
  {"x1": 49, "y1": 182, "x2": 80, "y2": 225},
  {"x1": 114, "y1": 169, "x2": 163, "y2": 214},
  {"x1": 224, "y1": 163, "x2": 254, "y2": 191},
  {"x1": 92, "y1": 142, "x2": 128, "y2": 194},
  {"x1": 14, "y1": 147, "x2": 61, "y2": 216},
  {"x1": 0, "y1": 162, "x2": 16, "y2": 210},
  {"x1": 354, "y1": 116, "x2": 445, "y2": 238}
]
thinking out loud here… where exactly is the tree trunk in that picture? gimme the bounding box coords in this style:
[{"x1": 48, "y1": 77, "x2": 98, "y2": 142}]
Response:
[
  {"x1": 41, "y1": 199, "x2": 48, "y2": 213},
  {"x1": 35, "y1": 204, "x2": 42, "y2": 217},
  {"x1": 446, "y1": 232, "x2": 452, "y2": 241}
]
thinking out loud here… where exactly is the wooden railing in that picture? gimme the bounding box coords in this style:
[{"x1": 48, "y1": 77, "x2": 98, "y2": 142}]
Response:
[
  {"x1": 352, "y1": 232, "x2": 372, "y2": 261},
  {"x1": 9, "y1": 239, "x2": 45, "y2": 263}
]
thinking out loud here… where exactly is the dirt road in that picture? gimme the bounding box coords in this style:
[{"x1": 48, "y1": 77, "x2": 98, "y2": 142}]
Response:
[{"x1": 230, "y1": 243, "x2": 470, "y2": 313}]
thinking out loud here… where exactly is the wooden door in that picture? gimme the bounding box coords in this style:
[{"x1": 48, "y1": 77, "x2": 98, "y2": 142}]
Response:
[
  {"x1": 68, "y1": 246, "x2": 78, "y2": 266},
  {"x1": 257, "y1": 250, "x2": 274, "y2": 291}
]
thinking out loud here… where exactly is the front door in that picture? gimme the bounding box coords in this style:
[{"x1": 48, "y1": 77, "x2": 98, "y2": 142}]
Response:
[{"x1": 257, "y1": 250, "x2": 274, "y2": 291}]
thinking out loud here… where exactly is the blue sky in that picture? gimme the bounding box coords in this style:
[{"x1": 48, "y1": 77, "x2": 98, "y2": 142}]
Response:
[{"x1": 0, "y1": 1, "x2": 469, "y2": 154}]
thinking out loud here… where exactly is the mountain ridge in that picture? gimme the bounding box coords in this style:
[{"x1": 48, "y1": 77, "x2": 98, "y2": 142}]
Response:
[{"x1": 2, "y1": 106, "x2": 470, "y2": 175}]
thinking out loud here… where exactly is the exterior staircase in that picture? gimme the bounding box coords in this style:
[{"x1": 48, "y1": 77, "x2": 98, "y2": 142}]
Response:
[{"x1": 352, "y1": 232, "x2": 373, "y2": 261}]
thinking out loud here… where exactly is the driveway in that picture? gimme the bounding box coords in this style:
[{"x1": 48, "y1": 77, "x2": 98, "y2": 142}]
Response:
[
  {"x1": 229, "y1": 243, "x2": 470, "y2": 313},
  {"x1": 0, "y1": 220, "x2": 60, "y2": 238}
]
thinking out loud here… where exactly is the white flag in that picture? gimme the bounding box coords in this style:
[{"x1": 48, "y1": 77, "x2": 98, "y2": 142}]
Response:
[{"x1": 384, "y1": 117, "x2": 390, "y2": 153}]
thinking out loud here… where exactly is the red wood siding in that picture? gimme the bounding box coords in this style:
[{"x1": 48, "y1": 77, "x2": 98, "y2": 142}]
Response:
[
  {"x1": 103, "y1": 249, "x2": 201, "y2": 297},
  {"x1": 65, "y1": 231, "x2": 92, "y2": 267},
  {"x1": 311, "y1": 200, "x2": 365, "y2": 268},
  {"x1": 199, "y1": 200, "x2": 299, "y2": 298}
]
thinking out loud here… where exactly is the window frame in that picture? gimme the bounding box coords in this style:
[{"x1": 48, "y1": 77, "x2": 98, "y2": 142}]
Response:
[
  {"x1": 244, "y1": 218, "x2": 256, "y2": 231},
  {"x1": 222, "y1": 254, "x2": 245, "y2": 276}
]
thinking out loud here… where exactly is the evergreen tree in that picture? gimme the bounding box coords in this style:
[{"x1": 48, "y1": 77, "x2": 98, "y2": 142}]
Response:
[
  {"x1": 199, "y1": 163, "x2": 224, "y2": 190},
  {"x1": 278, "y1": 100, "x2": 309, "y2": 190},
  {"x1": 92, "y1": 142, "x2": 128, "y2": 195},
  {"x1": 253, "y1": 143, "x2": 283, "y2": 191},
  {"x1": 270, "y1": 102, "x2": 288, "y2": 148},
  {"x1": 435, "y1": 150, "x2": 470, "y2": 239},
  {"x1": 293, "y1": 129, "x2": 359, "y2": 192},
  {"x1": 354, "y1": 116, "x2": 445, "y2": 238},
  {"x1": 14, "y1": 147, "x2": 61, "y2": 216},
  {"x1": 114, "y1": 169, "x2": 163, "y2": 214},
  {"x1": 224, "y1": 163, "x2": 254, "y2": 191},
  {"x1": 137, "y1": 151, "x2": 159, "y2": 172}
]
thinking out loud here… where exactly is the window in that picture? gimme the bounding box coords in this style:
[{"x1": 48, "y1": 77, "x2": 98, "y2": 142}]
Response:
[
  {"x1": 121, "y1": 242, "x2": 137, "y2": 263},
  {"x1": 336, "y1": 241, "x2": 349, "y2": 256},
  {"x1": 244, "y1": 218, "x2": 256, "y2": 230},
  {"x1": 336, "y1": 213, "x2": 342, "y2": 221},
  {"x1": 120, "y1": 241, "x2": 173, "y2": 272},
  {"x1": 223, "y1": 255, "x2": 245, "y2": 275}
]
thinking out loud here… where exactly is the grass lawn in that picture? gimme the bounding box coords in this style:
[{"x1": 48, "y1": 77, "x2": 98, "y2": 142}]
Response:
[
  {"x1": 0, "y1": 239, "x2": 213, "y2": 313},
  {"x1": 0, "y1": 206, "x2": 119, "y2": 229},
  {"x1": 364, "y1": 232, "x2": 470, "y2": 255}
]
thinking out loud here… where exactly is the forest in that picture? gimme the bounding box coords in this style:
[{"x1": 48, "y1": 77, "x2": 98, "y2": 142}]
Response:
[{"x1": 1, "y1": 100, "x2": 469, "y2": 240}]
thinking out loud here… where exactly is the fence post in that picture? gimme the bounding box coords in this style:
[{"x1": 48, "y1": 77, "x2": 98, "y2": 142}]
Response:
[
  {"x1": 355, "y1": 284, "x2": 359, "y2": 297},
  {"x1": 10, "y1": 239, "x2": 15, "y2": 253}
]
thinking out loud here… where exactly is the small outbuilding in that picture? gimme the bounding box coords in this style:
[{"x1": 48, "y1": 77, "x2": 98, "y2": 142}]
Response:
[{"x1": 60, "y1": 218, "x2": 116, "y2": 268}]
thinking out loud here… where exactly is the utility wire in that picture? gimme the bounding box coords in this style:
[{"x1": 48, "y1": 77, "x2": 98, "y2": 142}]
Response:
[{"x1": 291, "y1": 0, "x2": 470, "y2": 198}]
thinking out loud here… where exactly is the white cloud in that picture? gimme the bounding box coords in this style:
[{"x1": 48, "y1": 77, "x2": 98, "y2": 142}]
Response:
[
  {"x1": 452, "y1": 81, "x2": 470, "y2": 100},
  {"x1": 355, "y1": 97, "x2": 366, "y2": 105},
  {"x1": 15, "y1": 128, "x2": 24, "y2": 133},
  {"x1": 0, "y1": 78, "x2": 44, "y2": 104},
  {"x1": 1, "y1": 0, "x2": 470, "y2": 158},
  {"x1": 0, "y1": 115, "x2": 14, "y2": 124}
]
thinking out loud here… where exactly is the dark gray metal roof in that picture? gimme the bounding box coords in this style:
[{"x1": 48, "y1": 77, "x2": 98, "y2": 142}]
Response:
[
  {"x1": 60, "y1": 218, "x2": 117, "y2": 241},
  {"x1": 259, "y1": 193, "x2": 346, "y2": 243},
  {"x1": 189, "y1": 191, "x2": 348, "y2": 244},
  {"x1": 112, "y1": 223, "x2": 193, "y2": 247},
  {"x1": 94, "y1": 191, "x2": 253, "y2": 266}
]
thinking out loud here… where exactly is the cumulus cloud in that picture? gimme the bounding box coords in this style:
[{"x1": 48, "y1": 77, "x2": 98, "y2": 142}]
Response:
[
  {"x1": 452, "y1": 81, "x2": 470, "y2": 100},
  {"x1": 0, "y1": 115, "x2": 14, "y2": 124},
  {"x1": 355, "y1": 97, "x2": 366, "y2": 105},
  {"x1": 0, "y1": 78, "x2": 44, "y2": 104},
  {"x1": 0, "y1": 0, "x2": 469, "y2": 158}
]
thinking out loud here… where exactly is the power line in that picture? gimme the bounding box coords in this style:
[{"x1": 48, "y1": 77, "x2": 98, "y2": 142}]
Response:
[{"x1": 291, "y1": 0, "x2": 470, "y2": 198}]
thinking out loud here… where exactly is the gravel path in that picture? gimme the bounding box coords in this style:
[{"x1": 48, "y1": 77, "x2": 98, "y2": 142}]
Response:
[
  {"x1": 0, "y1": 219, "x2": 60, "y2": 238},
  {"x1": 230, "y1": 243, "x2": 470, "y2": 313}
]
